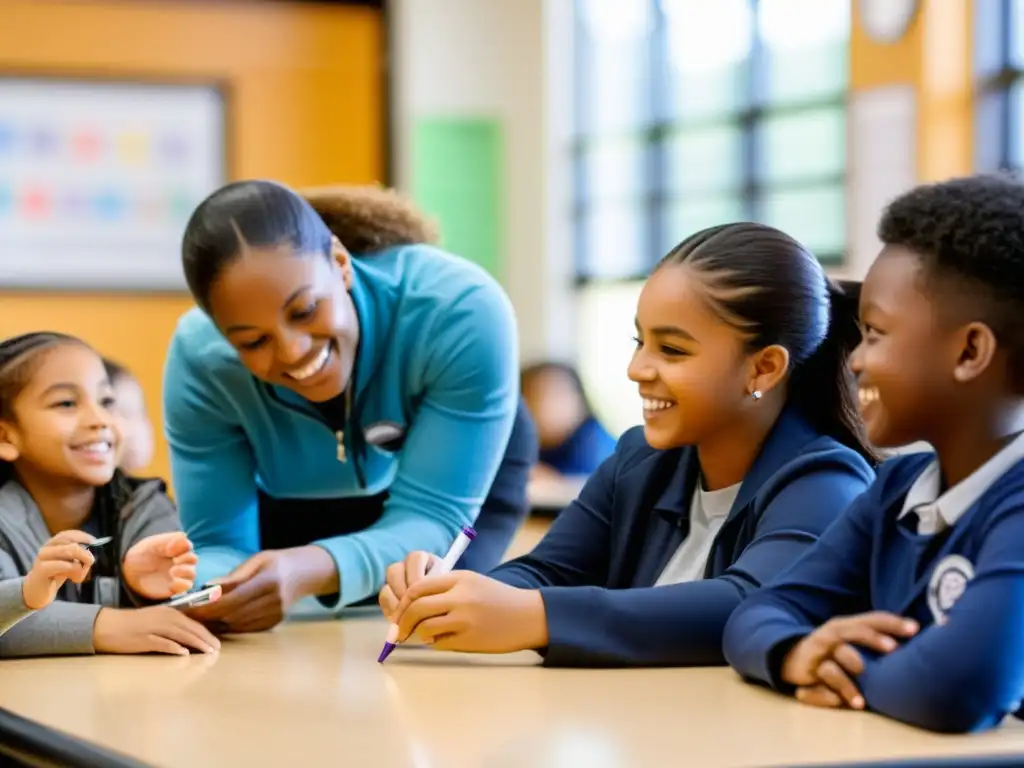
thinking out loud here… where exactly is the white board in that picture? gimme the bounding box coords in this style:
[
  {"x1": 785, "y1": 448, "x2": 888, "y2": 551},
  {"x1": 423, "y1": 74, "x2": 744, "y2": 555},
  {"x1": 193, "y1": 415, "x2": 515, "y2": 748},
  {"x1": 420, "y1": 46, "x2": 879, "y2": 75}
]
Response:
[{"x1": 0, "y1": 77, "x2": 225, "y2": 290}]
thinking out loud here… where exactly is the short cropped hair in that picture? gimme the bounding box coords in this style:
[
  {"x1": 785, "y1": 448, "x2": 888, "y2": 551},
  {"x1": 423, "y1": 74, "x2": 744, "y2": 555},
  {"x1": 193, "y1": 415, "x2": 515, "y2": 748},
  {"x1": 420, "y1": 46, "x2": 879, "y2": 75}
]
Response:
[{"x1": 879, "y1": 173, "x2": 1024, "y2": 388}]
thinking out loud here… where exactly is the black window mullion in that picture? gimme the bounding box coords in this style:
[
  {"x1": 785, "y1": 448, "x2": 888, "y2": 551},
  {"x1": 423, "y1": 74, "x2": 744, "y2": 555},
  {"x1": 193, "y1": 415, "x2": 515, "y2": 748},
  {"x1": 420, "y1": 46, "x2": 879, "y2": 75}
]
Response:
[
  {"x1": 571, "y1": 0, "x2": 591, "y2": 278},
  {"x1": 999, "y1": 0, "x2": 1014, "y2": 170},
  {"x1": 572, "y1": 149, "x2": 590, "y2": 279},
  {"x1": 649, "y1": 0, "x2": 669, "y2": 263},
  {"x1": 570, "y1": 0, "x2": 857, "y2": 282},
  {"x1": 742, "y1": 0, "x2": 763, "y2": 222}
]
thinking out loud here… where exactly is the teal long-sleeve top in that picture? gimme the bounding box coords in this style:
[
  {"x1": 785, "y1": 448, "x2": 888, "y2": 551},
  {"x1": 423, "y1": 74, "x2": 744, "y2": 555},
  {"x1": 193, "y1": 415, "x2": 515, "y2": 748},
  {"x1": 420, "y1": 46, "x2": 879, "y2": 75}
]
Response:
[{"x1": 163, "y1": 245, "x2": 519, "y2": 609}]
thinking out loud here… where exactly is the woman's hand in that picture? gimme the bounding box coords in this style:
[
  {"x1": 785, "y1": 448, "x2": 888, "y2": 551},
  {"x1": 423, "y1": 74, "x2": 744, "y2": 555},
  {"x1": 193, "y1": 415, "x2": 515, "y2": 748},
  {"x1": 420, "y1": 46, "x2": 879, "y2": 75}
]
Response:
[
  {"x1": 391, "y1": 570, "x2": 548, "y2": 654},
  {"x1": 93, "y1": 606, "x2": 220, "y2": 656},
  {"x1": 185, "y1": 546, "x2": 337, "y2": 633},
  {"x1": 122, "y1": 532, "x2": 198, "y2": 600},
  {"x1": 378, "y1": 551, "x2": 440, "y2": 619},
  {"x1": 22, "y1": 531, "x2": 96, "y2": 610}
]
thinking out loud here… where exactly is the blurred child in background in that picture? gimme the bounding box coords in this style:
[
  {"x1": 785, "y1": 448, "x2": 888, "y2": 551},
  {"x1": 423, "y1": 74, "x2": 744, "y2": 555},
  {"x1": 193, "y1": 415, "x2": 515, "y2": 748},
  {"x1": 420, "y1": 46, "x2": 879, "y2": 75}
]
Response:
[
  {"x1": 521, "y1": 361, "x2": 616, "y2": 480},
  {"x1": 103, "y1": 357, "x2": 155, "y2": 474}
]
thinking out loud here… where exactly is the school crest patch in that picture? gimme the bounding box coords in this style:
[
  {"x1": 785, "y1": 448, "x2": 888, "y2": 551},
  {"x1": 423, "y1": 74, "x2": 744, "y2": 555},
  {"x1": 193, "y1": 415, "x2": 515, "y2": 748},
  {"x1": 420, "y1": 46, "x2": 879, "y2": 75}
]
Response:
[{"x1": 927, "y1": 554, "x2": 974, "y2": 625}]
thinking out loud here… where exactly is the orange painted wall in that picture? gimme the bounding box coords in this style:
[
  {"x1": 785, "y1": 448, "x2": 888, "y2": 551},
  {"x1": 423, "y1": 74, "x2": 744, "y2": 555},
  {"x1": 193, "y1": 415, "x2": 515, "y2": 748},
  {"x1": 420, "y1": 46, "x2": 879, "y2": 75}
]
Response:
[
  {"x1": 0, "y1": 0, "x2": 384, "y2": 483},
  {"x1": 850, "y1": 0, "x2": 973, "y2": 181}
]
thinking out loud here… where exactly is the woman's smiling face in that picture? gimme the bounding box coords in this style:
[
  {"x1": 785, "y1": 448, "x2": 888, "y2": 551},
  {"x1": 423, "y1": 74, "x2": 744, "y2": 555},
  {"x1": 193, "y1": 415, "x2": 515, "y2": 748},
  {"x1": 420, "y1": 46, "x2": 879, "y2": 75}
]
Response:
[{"x1": 207, "y1": 244, "x2": 359, "y2": 403}]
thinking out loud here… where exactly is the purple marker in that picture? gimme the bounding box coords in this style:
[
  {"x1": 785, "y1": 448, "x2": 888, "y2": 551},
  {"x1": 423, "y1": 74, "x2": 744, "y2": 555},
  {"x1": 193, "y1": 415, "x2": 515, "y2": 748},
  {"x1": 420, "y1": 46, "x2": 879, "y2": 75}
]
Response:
[{"x1": 378, "y1": 525, "x2": 477, "y2": 663}]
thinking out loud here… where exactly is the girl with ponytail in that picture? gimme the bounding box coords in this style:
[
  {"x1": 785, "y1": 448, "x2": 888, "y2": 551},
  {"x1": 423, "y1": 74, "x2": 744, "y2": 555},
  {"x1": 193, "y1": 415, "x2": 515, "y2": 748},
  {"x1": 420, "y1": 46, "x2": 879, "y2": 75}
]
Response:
[{"x1": 380, "y1": 222, "x2": 878, "y2": 668}]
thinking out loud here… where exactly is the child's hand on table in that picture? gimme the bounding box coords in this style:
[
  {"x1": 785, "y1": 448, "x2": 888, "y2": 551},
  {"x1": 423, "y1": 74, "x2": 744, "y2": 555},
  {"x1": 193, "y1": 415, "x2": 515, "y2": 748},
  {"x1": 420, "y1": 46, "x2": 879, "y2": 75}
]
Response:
[{"x1": 93, "y1": 606, "x2": 220, "y2": 656}]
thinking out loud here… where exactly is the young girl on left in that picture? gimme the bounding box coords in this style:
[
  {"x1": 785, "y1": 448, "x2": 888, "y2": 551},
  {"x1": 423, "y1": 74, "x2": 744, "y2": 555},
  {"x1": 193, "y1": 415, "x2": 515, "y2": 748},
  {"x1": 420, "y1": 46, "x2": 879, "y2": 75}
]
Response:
[{"x1": 0, "y1": 332, "x2": 220, "y2": 657}]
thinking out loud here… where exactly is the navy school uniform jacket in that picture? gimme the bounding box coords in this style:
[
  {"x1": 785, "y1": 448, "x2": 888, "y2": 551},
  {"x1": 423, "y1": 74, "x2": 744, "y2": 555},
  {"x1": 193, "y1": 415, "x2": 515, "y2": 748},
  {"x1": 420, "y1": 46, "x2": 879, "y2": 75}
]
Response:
[
  {"x1": 723, "y1": 451, "x2": 1024, "y2": 733},
  {"x1": 489, "y1": 407, "x2": 875, "y2": 667}
]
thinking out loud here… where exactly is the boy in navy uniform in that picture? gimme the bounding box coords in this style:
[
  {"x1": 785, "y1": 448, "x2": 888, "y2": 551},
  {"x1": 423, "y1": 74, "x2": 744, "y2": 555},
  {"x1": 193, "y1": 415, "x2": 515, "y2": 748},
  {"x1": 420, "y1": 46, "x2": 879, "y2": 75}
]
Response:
[{"x1": 723, "y1": 174, "x2": 1024, "y2": 733}]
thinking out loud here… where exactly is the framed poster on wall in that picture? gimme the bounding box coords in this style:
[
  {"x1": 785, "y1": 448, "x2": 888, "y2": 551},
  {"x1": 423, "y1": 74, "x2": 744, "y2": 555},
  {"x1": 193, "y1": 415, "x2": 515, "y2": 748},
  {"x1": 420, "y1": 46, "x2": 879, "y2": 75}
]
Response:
[{"x1": 0, "y1": 76, "x2": 226, "y2": 290}]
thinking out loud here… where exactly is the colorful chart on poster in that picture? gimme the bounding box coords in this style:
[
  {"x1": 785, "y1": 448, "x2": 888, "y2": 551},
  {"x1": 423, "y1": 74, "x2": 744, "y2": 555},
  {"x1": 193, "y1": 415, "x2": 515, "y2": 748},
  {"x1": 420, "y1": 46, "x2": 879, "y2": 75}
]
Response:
[{"x1": 0, "y1": 78, "x2": 225, "y2": 289}]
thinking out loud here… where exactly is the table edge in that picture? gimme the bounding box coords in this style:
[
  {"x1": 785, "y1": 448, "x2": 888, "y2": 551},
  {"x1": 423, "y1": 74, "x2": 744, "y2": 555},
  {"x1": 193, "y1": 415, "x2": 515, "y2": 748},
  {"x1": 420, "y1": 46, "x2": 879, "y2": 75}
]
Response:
[{"x1": 0, "y1": 707, "x2": 154, "y2": 768}]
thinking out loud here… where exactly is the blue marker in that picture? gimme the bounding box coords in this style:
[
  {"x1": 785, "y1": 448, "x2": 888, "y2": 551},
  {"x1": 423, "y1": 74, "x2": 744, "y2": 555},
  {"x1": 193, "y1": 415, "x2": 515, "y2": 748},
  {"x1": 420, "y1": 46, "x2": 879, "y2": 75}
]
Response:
[{"x1": 377, "y1": 526, "x2": 476, "y2": 663}]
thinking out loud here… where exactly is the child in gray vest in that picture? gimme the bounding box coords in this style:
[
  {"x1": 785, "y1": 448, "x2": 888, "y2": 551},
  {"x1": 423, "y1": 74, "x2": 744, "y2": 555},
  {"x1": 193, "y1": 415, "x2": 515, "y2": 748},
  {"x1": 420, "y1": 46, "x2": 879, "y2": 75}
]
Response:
[{"x1": 0, "y1": 332, "x2": 219, "y2": 657}]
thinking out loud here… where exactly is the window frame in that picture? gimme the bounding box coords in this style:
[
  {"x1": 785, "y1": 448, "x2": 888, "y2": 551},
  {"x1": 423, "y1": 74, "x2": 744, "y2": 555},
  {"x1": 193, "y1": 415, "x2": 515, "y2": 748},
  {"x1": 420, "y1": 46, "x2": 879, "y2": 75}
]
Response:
[
  {"x1": 571, "y1": 0, "x2": 849, "y2": 285},
  {"x1": 974, "y1": 0, "x2": 1023, "y2": 173}
]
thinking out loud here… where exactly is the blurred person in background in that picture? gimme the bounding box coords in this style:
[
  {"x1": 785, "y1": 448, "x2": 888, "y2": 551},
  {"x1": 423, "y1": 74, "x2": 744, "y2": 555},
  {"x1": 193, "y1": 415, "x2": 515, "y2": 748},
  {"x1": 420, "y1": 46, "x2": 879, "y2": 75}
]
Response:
[
  {"x1": 521, "y1": 361, "x2": 616, "y2": 481},
  {"x1": 103, "y1": 358, "x2": 154, "y2": 475}
]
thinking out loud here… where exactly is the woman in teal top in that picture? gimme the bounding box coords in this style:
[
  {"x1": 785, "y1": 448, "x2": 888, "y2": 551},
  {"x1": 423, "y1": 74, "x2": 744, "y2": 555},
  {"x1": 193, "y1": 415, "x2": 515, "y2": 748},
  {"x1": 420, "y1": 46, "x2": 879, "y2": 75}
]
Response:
[{"x1": 164, "y1": 182, "x2": 536, "y2": 633}]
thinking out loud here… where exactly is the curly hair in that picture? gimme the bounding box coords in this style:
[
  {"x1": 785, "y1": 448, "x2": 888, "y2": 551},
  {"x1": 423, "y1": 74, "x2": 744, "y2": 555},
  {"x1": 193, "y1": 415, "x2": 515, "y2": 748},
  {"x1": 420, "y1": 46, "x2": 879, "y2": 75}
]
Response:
[
  {"x1": 878, "y1": 173, "x2": 1024, "y2": 387},
  {"x1": 301, "y1": 185, "x2": 440, "y2": 252}
]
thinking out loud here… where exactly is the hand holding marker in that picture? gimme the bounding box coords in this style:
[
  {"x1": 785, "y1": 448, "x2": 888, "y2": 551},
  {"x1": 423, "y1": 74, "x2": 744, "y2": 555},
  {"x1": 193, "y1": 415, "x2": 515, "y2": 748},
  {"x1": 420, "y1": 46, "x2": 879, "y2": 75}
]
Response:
[{"x1": 377, "y1": 525, "x2": 477, "y2": 663}]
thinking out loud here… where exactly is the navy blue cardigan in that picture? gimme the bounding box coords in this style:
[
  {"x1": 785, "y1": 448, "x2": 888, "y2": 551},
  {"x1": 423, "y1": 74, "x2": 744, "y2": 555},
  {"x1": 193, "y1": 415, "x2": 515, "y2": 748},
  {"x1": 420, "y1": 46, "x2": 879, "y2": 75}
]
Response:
[
  {"x1": 491, "y1": 408, "x2": 875, "y2": 667},
  {"x1": 724, "y1": 452, "x2": 1024, "y2": 733}
]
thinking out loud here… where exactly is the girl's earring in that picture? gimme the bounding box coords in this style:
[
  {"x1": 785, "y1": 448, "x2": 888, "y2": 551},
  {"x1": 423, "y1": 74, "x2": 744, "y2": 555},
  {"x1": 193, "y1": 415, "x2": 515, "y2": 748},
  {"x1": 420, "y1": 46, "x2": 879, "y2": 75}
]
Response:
[{"x1": 750, "y1": 390, "x2": 762, "y2": 401}]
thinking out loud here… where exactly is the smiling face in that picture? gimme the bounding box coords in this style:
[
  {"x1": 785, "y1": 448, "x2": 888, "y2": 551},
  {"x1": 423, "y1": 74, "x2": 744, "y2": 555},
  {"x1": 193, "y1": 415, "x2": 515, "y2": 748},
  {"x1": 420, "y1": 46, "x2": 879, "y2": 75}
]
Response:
[
  {"x1": 206, "y1": 243, "x2": 359, "y2": 403},
  {"x1": 627, "y1": 264, "x2": 765, "y2": 450},
  {"x1": 0, "y1": 342, "x2": 118, "y2": 487},
  {"x1": 850, "y1": 246, "x2": 959, "y2": 448}
]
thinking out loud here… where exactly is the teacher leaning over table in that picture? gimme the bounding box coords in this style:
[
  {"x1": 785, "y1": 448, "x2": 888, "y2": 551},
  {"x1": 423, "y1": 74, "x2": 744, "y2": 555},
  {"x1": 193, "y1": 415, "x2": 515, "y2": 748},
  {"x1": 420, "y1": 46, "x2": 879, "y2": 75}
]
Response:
[{"x1": 162, "y1": 180, "x2": 537, "y2": 633}]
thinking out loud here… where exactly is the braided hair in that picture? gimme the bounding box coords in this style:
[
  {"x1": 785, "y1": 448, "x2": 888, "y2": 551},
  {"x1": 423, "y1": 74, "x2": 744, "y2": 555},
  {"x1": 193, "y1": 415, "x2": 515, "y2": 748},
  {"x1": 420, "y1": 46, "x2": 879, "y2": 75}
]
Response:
[
  {"x1": 656, "y1": 223, "x2": 878, "y2": 465},
  {"x1": 0, "y1": 332, "x2": 130, "y2": 585}
]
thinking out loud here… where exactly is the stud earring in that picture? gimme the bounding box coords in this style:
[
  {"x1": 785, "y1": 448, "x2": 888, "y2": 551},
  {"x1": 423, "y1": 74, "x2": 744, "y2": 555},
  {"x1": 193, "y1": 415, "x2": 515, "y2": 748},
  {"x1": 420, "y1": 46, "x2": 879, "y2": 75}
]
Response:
[{"x1": 750, "y1": 390, "x2": 762, "y2": 401}]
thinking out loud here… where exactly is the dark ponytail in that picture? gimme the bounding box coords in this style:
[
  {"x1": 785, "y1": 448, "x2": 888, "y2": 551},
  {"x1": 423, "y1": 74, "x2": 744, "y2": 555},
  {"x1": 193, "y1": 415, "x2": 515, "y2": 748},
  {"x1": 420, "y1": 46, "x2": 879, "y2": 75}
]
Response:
[
  {"x1": 301, "y1": 185, "x2": 439, "y2": 253},
  {"x1": 658, "y1": 223, "x2": 878, "y2": 465},
  {"x1": 788, "y1": 280, "x2": 875, "y2": 462}
]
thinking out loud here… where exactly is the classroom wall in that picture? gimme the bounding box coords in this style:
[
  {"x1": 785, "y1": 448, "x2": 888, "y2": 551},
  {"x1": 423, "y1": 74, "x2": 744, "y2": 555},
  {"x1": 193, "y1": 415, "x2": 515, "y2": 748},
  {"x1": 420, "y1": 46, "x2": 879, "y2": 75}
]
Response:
[
  {"x1": 390, "y1": 0, "x2": 577, "y2": 364},
  {"x1": 843, "y1": 0, "x2": 973, "y2": 280},
  {"x1": 0, "y1": 0, "x2": 385, "y2": 483},
  {"x1": 390, "y1": 0, "x2": 978, "y2": 368}
]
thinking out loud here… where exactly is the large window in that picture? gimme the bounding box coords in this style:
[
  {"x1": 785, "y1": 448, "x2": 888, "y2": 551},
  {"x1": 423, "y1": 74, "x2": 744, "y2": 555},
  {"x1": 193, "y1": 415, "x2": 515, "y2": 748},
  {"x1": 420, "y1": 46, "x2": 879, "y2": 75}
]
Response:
[
  {"x1": 975, "y1": 0, "x2": 1024, "y2": 172},
  {"x1": 572, "y1": 0, "x2": 850, "y2": 433}
]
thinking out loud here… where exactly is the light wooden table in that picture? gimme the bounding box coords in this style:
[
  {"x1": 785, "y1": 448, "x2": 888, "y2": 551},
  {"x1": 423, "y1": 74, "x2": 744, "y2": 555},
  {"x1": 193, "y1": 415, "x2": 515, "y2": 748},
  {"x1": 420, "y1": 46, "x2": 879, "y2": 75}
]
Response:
[
  {"x1": 0, "y1": 614, "x2": 1022, "y2": 768},
  {"x1": 505, "y1": 516, "x2": 550, "y2": 559}
]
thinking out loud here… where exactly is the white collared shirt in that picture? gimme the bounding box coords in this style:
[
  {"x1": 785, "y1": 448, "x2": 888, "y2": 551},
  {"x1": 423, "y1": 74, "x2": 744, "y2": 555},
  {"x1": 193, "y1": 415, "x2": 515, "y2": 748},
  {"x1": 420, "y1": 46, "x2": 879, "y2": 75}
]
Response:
[{"x1": 899, "y1": 431, "x2": 1024, "y2": 535}]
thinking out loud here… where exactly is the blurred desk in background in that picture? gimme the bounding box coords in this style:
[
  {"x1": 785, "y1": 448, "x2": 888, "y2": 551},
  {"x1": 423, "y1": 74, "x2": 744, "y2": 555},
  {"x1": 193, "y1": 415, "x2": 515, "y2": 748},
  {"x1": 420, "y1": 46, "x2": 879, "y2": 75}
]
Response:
[{"x1": 527, "y1": 475, "x2": 586, "y2": 518}]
